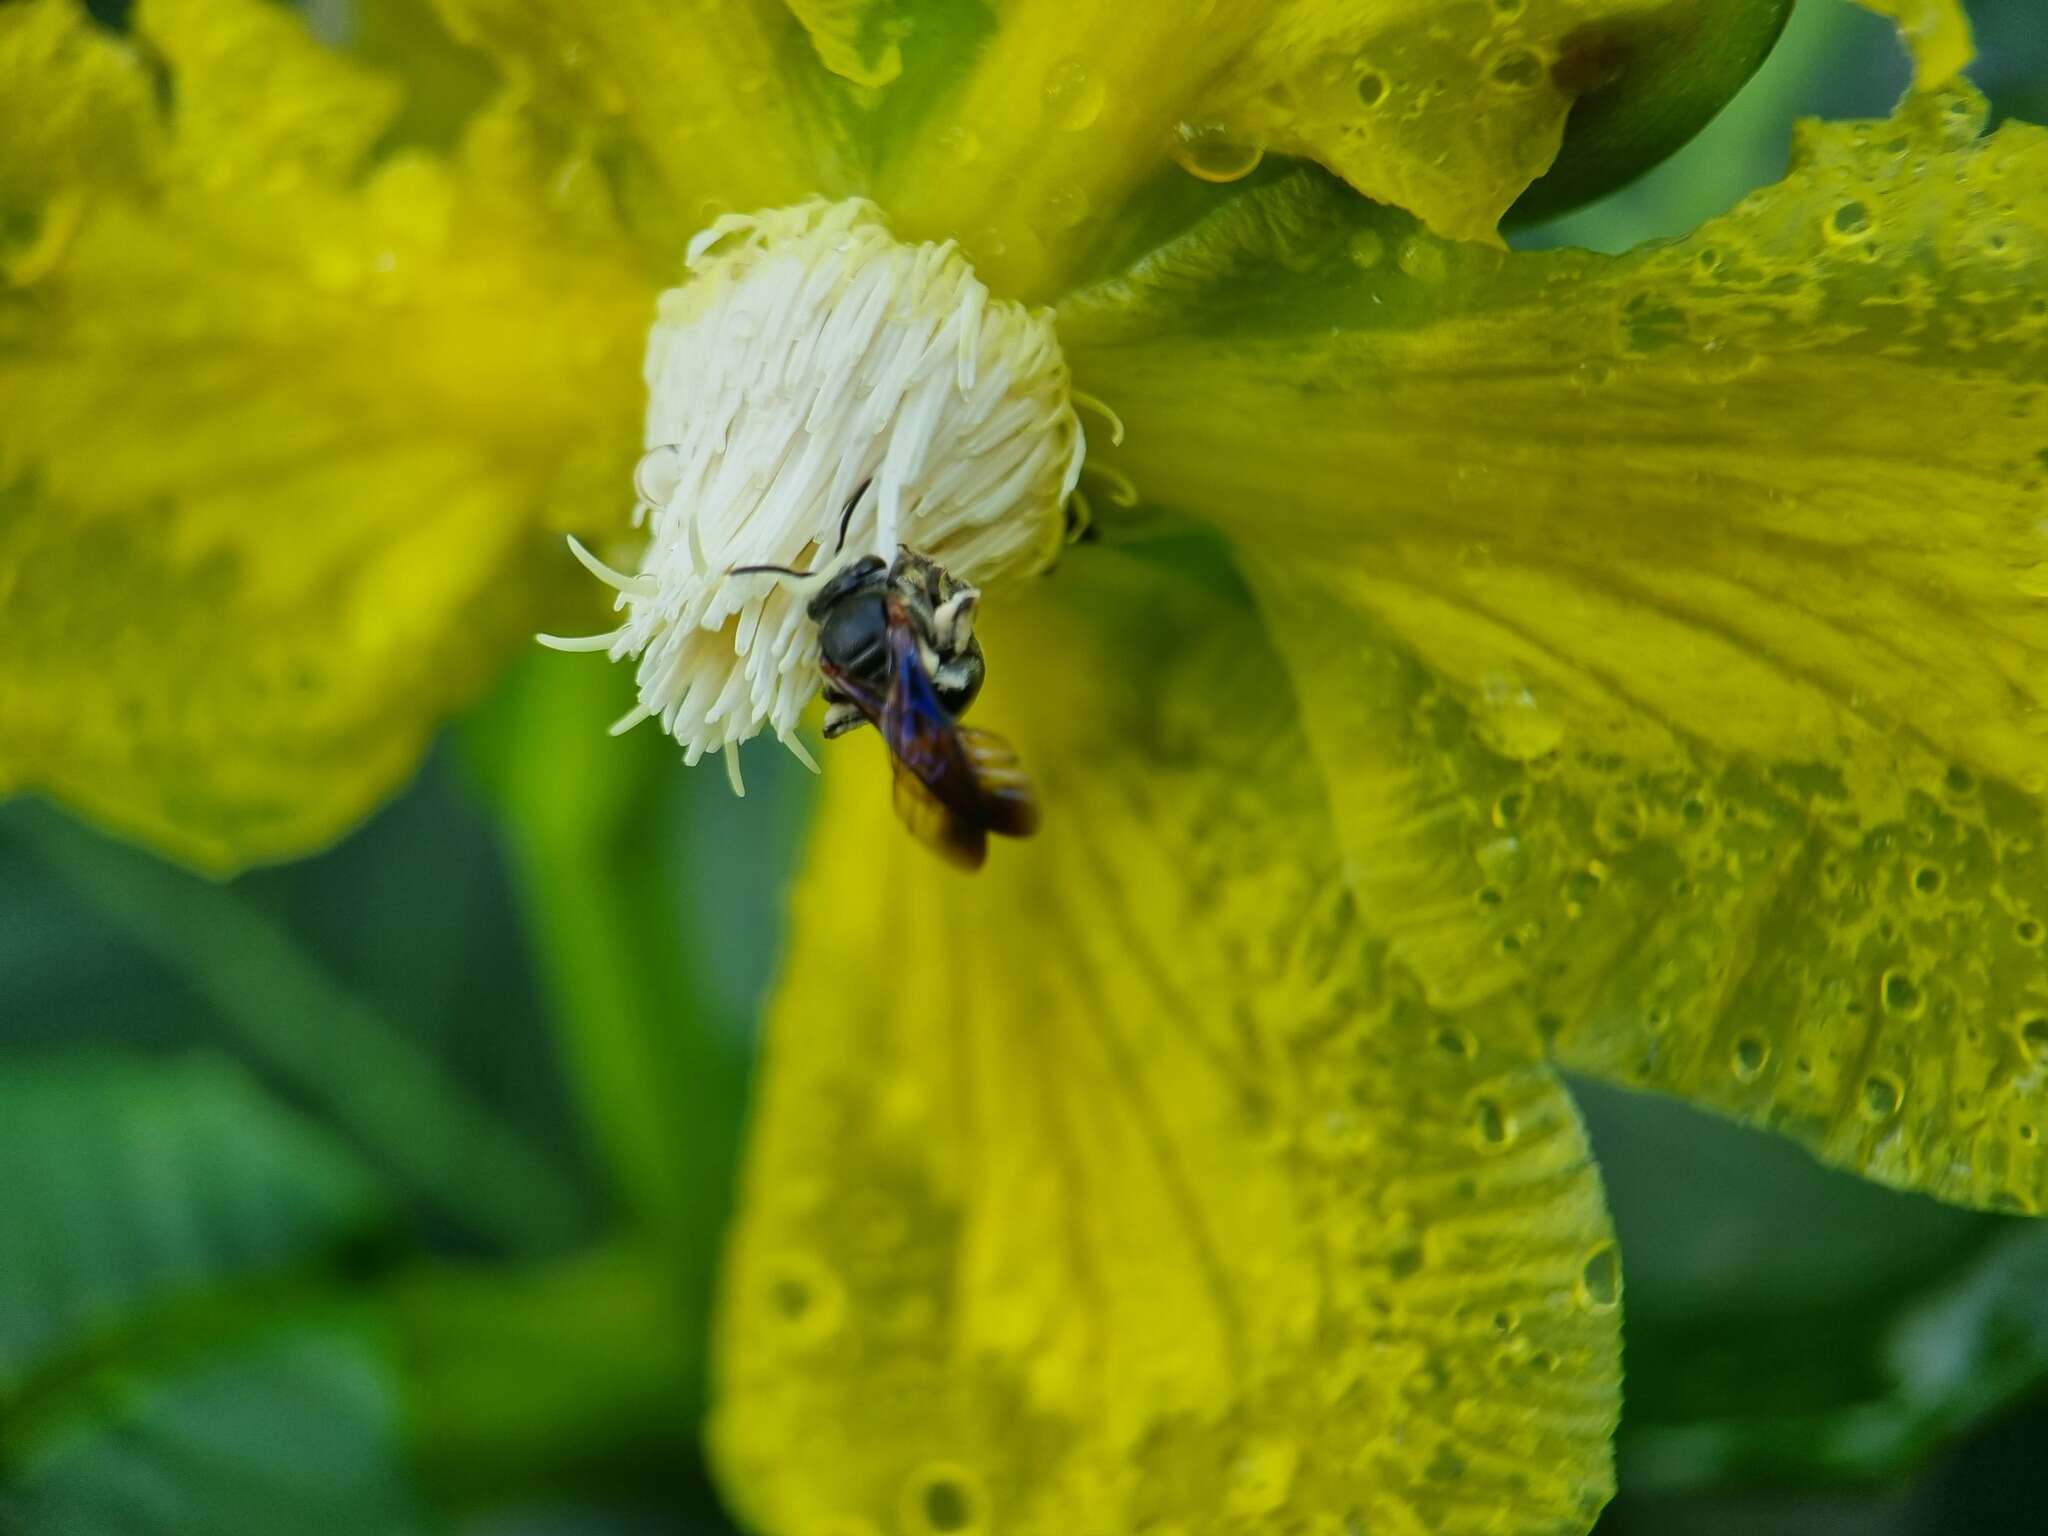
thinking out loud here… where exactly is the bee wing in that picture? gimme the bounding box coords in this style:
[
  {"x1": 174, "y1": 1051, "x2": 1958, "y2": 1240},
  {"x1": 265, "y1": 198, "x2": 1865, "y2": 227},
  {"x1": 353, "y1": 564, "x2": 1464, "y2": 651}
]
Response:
[
  {"x1": 880, "y1": 616, "x2": 990, "y2": 819},
  {"x1": 956, "y1": 728, "x2": 1040, "y2": 839},
  {"x1": 875, "y1": 607, "x2": 1034, "y2": 868},
  {"x1": 890, "y1": 756, "x2": 988, "y2": 870}
]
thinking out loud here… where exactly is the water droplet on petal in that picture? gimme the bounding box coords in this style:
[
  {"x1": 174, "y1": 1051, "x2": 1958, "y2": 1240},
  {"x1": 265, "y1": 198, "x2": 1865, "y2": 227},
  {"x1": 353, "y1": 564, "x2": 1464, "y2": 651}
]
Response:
[
  {"x1": 1171, "y1": 118, "x2": 1265, "y2": 183},
  {"x1": 1473, "y1": 673, "x2": 1563, "y2": 760},
  {"x1": 1862, "y1": 1072, "x2": 1904, "y2": 1120},
  {"x1": 1487, "y1": 47, "x2": 1545, "y2": 91},
  {"x1": 1043, "y1": 57, "x2": 1104, "y2": 131},
  {"x1": 1355, "y1": 67, "x2": 1387, "y2": 108},
  {"x1": 1042, "y1": 183, "x2": 1091, "y2": 230},
  {"x1": 1825, "y1": 200, "x2": 1874, "y2": 245},
  {"x1": 901, "y1": 1464, "x2": 988, "y2": 1535},
  {"x1": 1577, "y1": 1242, "x2": 1621, "y2": 1309},
  {"x1": 1347, "y1": 228, "x2": 1386, "y2": 269},
  {"x1": 936, "y1": 125, "x2": 981, "y2": 165},
  {"x1": 760, "y1": 1250, "x2": 846, "y2": 1345},
  {"x1": 1434, "y1": 1025, "x2": 1477, "y2": 1059},
  {"x1": 1881, "y1": 969, "x2": 1924, "y2": 1018},
  {"x1": 1731, "y1": 1034, "x2": 1769, "y2": 1081},
  {"x1": 1398, "y1": 237, "x2": 1448, "y2": 284},
  {"x1": 1472, "y1": 1097, "x2": 1516, "y2": 1149},
  {"x1": 1226, "y1": 1438, "x2": 1299, "y2": 1516}
]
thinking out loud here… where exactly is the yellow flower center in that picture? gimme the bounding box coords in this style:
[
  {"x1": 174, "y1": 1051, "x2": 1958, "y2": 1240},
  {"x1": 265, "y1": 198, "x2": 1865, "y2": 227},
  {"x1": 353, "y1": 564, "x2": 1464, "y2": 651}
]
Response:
[{"x1": 539, "y1": 197, "x2": 1086, "y2": 791}]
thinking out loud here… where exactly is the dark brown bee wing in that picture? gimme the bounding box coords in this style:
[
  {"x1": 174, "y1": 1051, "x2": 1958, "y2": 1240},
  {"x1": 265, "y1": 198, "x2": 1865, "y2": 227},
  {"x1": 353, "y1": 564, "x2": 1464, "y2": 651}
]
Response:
[
  {"x1": 889, "y1": 755, "x2": 989, "y2": 870},
  {"x1": 867, "y1": 602, "x2": 1036, "y2": 868},
  {"x1": 956, "y1": 728, "x2": 1039, "y2": 839}
]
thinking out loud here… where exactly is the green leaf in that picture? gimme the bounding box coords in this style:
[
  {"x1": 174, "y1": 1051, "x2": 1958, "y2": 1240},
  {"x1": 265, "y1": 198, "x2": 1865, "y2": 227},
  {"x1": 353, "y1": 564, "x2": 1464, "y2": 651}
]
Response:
[
  {"x1": 1618, "y1": 1207, "x2": 2048, "y2": 1491},
  {"x1": 8, "y1": 1326, "x2": 430, "y2": 1536},
  {"x1": 0, "y1": 1055, "x2": 428, "y2": 1534},
  {"x1": 0, "y1": 1055, "x2": 385, "y2": 1391},
  {"x1": 6, "y1": 804, "x2": 587, "y2": 1255}
]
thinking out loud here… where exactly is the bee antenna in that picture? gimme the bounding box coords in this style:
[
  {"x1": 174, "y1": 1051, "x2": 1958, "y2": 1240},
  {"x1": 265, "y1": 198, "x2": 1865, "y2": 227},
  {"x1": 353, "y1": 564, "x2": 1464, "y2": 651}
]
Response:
[
  {"x1": 834, "y1": 479, "x2": 870, "y2": 556},
  {"x1": 727, "y1": 562, "x2": 812, "y2": 578},
  {"x1": 728, "y1": 478, "x2": 873, "y2": 582}
]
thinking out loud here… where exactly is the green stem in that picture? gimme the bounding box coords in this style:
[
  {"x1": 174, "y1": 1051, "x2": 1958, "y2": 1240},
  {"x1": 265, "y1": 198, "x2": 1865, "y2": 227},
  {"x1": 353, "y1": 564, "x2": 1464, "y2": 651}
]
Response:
[
  {"x1": 461, "y1": 656, "x2": 748, "y2": 1295},
  {"x1": 8, "y1": 805, "x2": 586, "y2": 1256},
  {"x1": 386, "y1": 1245, "x2": 706, "y2": 1509}
]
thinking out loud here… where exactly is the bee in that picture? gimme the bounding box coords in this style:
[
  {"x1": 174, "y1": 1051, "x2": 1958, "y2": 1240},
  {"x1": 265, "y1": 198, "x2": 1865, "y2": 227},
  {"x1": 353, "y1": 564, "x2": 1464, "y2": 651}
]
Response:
[{"x1": 733, "y1": 494, "x2": 1039, "y2": 869}]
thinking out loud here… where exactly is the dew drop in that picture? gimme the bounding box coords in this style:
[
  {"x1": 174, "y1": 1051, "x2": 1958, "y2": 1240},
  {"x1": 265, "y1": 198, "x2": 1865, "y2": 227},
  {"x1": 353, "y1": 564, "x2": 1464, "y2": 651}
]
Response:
[
  {"x1": 1881, "y1": 969, "x2": 1924, "y2": 1018},
  {"x1": 1171, "y1": 118, "x2": 1264, "y2": 183},
  {"x1": 1399, "y1": 237, "x2": 1448, "y2": 284},
  {"x1": 1564, "y1": 866, "x2": 1604, "y2": 903},
  {"x1": 1472, "y1": 1097, "x2": 1516, "y2": 1149},
  {"x1": 1347, "y1": 228, "x2": 1386, "y2": 270},
  {"x1": 1492, "y1": 789, "x2": 1526, "y2": 828},
  {"x1": 1491, "y1": 1307, "x2": 1519, "y2": 1335},
  {"x1": 1425, "y1": 1443, "x2": 1468, "y2": 1483},
  {"x1": 1731, "y1": 1034, "x2": 1769, "y2": 1081},
  {"x1": 1577, "y1": 1242, "x2": 1621, "y2": 1309},
  {"x1": 902, "y1": 1464, "x2": 987, "y2": 1536},
  {"x1": 1435, "y1": 1025, "x2": 1477, "y2": 1059},
  {"x1": 1226, "y1": 1438, "x2": 1300, "y2": 1516},
  {"x1": 1912, "y1": 864, "x2": 1945, "y2": 895},
  {"x1": 1477, "y1": 834, "x2": 1529, "y2": 889},
  {"x1": 2021, "y1": 1015, "x2": 2048, "y2": 1057},
  {"x1": 1473, "y1": 674, "x2": 1563, "y2": 760},
  {"x1": 1944, "y1": 764, "x2": 1978, "y2": 796},
  {"x1": 935, "y1": 124, "x2": 981, "y2": 165},
  {"x1": 1593, "y1": 791, "x2": 1645, "y2": 850},
  {"x1": 1042, "y1": 183, "x2": 1091, "y2": 230},
  {"x1": 1042, "y1": 57, "x2": 1104, "y2": 131},
  {"x1": 1487, "y1": 47, "x2": 1544, "y2": 91},
  {"x1": 2016, "y1": 918, "x2": 2044, "y2": 946},
  {"x1": 1861, "y1": 1072, "x2": 1904, "y2": 1120},
  {"x1": 1824, "y1": 200, "x2": 1874, "y2": 245},
  {"x1": 761, "y1": 1251, "x2": 846, "y2": 1344},
  {"x1": 1355, "y1": 69, "x2": 1387, "y2": 107}
]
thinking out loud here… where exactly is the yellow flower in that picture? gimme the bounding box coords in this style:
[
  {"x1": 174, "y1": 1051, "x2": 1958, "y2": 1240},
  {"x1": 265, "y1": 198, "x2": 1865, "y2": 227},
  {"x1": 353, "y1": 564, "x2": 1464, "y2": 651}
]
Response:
[{"x1": 4, "y1": 0, "x2": 2047, "y2": 1532}]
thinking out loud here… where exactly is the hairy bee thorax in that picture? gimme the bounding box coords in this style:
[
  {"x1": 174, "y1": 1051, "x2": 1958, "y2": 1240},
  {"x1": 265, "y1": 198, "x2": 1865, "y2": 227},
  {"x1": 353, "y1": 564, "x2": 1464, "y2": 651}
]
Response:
[{"x1": 537, "y1": 197, "x2": 1087, "y2": 792}]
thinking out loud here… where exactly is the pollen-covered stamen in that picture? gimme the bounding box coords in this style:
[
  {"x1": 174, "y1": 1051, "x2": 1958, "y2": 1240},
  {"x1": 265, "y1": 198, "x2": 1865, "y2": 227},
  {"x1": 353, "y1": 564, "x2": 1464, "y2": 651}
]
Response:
[{"x1": 544, "y1": 197, "x2": 1086, "y2": 774}]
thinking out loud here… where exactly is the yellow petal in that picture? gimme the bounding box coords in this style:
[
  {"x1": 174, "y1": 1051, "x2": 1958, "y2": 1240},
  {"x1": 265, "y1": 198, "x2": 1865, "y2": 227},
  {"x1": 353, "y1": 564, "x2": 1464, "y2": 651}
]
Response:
[
  {"x1": 856, "y1": 0, "x2": 1780, "y2": 295},
  {"x1": 1062, "y1": 90, "x2": 2048, "y2": 1210},
  {"x1": 715, "y1": 555, "x2": 1621, "y2": 1535},
  {"x1": 0, "y1": 0, "x2": 649, "y2": 870},
  {"x1": 429, "y1": 0, "x2": 854, "y2": 261},
  {"x1": 1852, "y1": 0, "x2": 1973, "y2": 88}
]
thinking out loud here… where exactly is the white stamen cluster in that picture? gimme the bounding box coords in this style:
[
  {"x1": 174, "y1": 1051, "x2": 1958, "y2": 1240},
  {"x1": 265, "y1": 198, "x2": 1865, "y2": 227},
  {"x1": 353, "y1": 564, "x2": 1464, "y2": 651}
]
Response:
[{"x1": 539, "y1": 198, "x2": 1086, "y2": 791}]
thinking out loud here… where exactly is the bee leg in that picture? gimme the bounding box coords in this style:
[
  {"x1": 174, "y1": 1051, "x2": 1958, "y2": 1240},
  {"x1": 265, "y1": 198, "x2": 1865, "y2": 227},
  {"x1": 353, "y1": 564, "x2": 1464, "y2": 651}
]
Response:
[
  {"x1": 822, "y1": 700, "x2": 868, "y2": 738},
  {"x1": 930, "y1": 585, "x2": 979, "y2": 653}
]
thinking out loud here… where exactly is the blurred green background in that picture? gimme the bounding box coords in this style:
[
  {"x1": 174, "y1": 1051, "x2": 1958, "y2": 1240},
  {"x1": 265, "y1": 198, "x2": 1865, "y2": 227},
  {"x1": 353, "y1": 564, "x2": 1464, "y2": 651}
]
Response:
[{"x1": 5, "y1": 2, "x2": 2048, "y2": 1532}]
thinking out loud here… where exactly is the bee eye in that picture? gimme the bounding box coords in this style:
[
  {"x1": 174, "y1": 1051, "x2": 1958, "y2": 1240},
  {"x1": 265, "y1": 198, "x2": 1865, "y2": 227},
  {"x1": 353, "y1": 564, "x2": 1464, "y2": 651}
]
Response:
[{"x1": 818, "y1": 594, "x2": 888, "y2": 678}]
